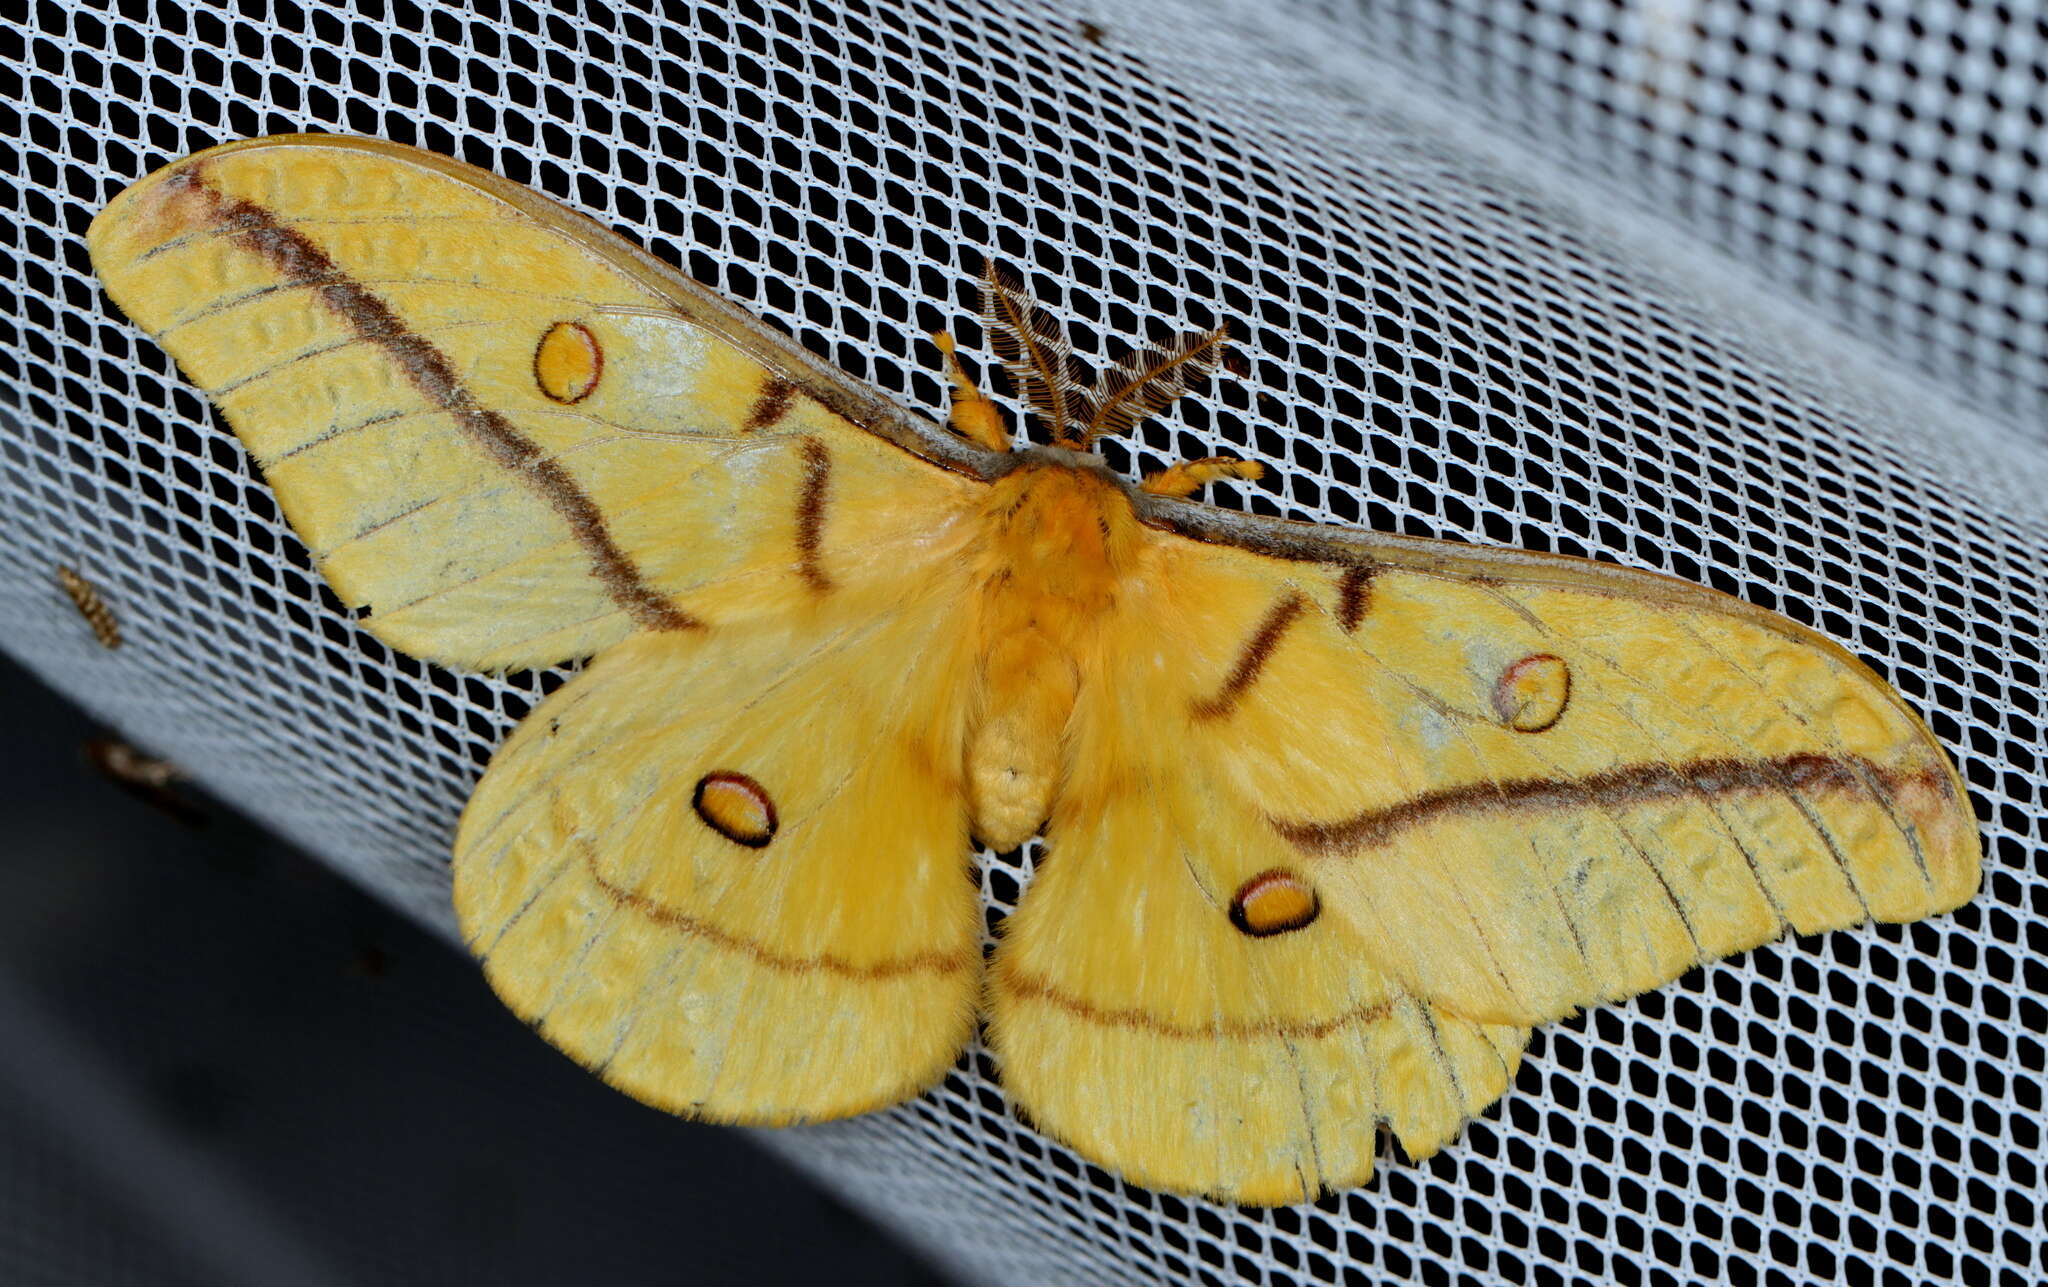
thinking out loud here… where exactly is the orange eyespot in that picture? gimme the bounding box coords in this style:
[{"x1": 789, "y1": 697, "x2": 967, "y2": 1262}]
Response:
[
  {"x1": 692, "y1": 771, "x2": 778, "y2": 848},
  {"x1": 1493, "y1": 653, "x2": 1571, "y2": 732},
  {"x1": 534, "y1": 321, "x2": 603, "y2": 403},
  {"x1": 1229, "y1": 869, "x2": 1319, "y2": 937}
]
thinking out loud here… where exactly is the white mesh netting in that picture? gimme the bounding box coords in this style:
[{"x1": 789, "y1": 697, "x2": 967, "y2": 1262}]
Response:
[{"x1": 4, "y1": 0, "x2": 2044, "y2": 1283}]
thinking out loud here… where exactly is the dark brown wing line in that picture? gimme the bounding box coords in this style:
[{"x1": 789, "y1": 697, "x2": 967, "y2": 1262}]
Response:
[
  {"x1": 743, "y1": 377, "x2": 796, "y2": 431},
  {"x1": 1335, "y1": 565, "x2": 1374, "y2": 632},
  {"x1": 996, "y1": 964, "x2": 1395, "y2": 1040},
  {"x1": 795, "y1": 436, "x2": 834, "y2": 592},
  {"x1": 579, "y1": 840, "x2": 969, "y2": 981},
  {"x1": 1274, "y1": 752, "x2": 1947, "y2": 855},
  {"x1": 1193, "y1": 592, "x2": 1305, "y2": 720},
  {"x1": 168, "y1": 165, "x2": 698, "y2": 633}
]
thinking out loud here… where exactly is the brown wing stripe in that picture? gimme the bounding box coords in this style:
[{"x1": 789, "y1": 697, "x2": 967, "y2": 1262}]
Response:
[
  {"x1": 996, "y1": 965, "x2": 1393, "y2": 1040},
  {"x1": 1274, "y1": 752, "x2": 1948, "y2": 854},
  {"x1": 743, "y1": 376, "x2": 797, "y2": 431},
  {"x1": 580, "y1": 840, "x2": 970, "y2": 980},
  {"x1": 795, "y1": 435, "x2": 833, "y2": 591},
  {"x1": 1192, "y1": 592, "x2": 1306, "y2": 720},
  {"x1": 1335, "y1": 564, "x2": 1374, "y2": 632},
  {"x1": 165, "y1": 165, "x2": 698, "y2": 633}
]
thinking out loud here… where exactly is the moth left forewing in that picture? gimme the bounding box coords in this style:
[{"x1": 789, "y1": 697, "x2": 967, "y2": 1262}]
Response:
[
  {"x1": 1139, "y1": 503, "x2": 1980, "y2": 1027},
  {"x1": 88, "y1": 136, "x2": 990, "y2": 672}
]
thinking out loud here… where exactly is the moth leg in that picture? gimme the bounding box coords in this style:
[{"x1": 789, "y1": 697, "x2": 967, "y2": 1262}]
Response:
[
  {"x1": 1140, "y1": 455, "x2": 1264, "y2": 497},
  {"x1": 933, "y1": 331, "x2": 1012, "y2": 451}
]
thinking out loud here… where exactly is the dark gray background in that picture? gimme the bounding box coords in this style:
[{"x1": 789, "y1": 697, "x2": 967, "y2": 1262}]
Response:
[{"x1": 0, "y1": 653, "x2": 950, "y2": 1287}]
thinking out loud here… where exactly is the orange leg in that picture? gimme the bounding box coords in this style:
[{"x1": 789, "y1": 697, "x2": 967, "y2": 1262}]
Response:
[
  {"x1": 933, "y1": 331, "x2": 1010, "y2": 452},
  {"x1": 1140, "y1": 456, "x2": 1264, "y2": 497}
]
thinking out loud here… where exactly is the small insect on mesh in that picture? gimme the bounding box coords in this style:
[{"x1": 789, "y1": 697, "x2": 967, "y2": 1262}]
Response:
[{"x1": 3, "y1": 1, "x2": 2043, "y2": 1284}]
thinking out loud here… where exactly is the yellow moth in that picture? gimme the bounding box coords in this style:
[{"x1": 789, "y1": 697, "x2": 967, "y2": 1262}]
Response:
[{"x1": 87, "y1": 135, "x2": 1981, "y2": 1205}]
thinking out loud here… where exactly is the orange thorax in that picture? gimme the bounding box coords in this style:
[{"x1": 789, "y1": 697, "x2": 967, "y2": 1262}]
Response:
[{"x1": 965, "y1": 458, "x2": 1139, "y2": 849}]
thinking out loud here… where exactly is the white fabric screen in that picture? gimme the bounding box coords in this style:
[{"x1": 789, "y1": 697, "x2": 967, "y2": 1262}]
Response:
[{"x1": 3, "y1": 1, "x2": 2042, "y2": 1283}]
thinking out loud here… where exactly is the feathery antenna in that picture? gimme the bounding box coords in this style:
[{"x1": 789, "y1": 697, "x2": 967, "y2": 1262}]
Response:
[
  {"x1": 1081, "y1": 325, "x2": 1231, "y2": 445},
  {"x1": 979, "y1": 261, "x2": 1086, "y2": 447}
]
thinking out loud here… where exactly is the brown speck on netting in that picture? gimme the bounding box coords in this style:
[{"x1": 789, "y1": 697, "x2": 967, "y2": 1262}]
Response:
[
  {"x1": 56, "y1": 566, "x2": 121, "y2": 648},
  {"x1": 84, "y1": 738, "x2": 205, "y2": 826}
]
